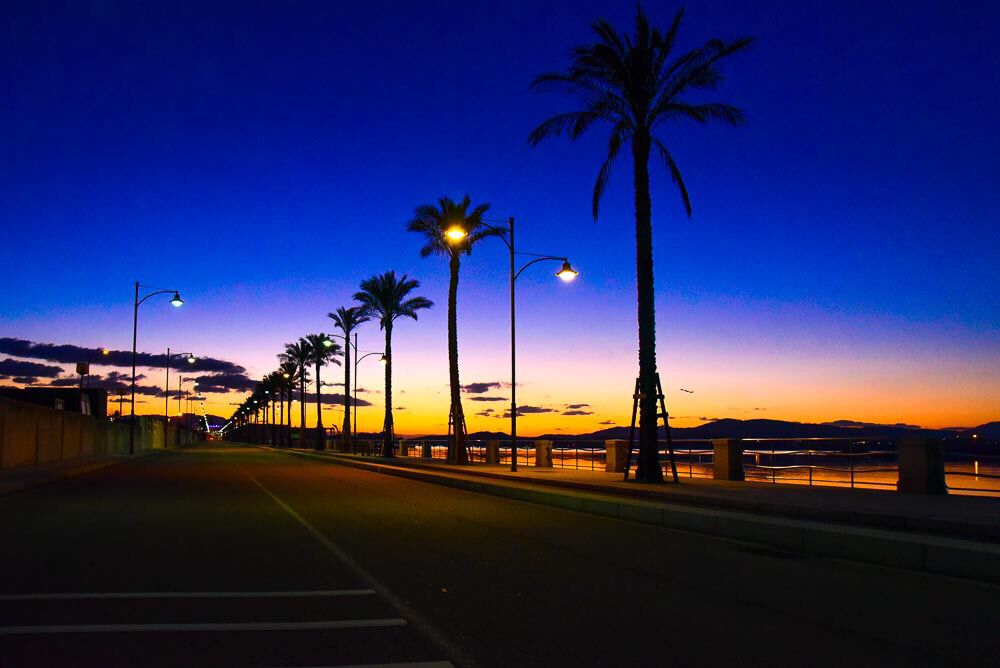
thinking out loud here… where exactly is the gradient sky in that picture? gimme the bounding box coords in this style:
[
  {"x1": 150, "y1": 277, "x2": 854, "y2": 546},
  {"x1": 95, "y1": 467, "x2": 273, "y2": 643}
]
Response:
[{"x1": 2, "y1": 0, "x2": 998, "y2": 434}]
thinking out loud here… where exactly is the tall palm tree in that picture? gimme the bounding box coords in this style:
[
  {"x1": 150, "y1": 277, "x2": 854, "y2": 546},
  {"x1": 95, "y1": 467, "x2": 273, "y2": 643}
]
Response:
[
  {"x1": 278, "y1": 360, "x2": 299, "y2": 448},
  {"x1": 304, "y1": 333, "x2": 341, "y2": 451},
  {"x1": 407, "y1": 195, "x2": 502, "y2": 465},
  {"x1": 280, "y1": 340, "x2": 312, "y2": 447},
  {"x1": 354, "y1": 271, "x2": 433, "y2": 457},
  {"x1": 261, "y1": 372, "x2": 280, "y2": 447},
  {"x1": 528, "y1": 6, "x2": 751, "y2": 482},
  {"x1": 327, "y1": 306, "x2": 370, "y2": 448}
]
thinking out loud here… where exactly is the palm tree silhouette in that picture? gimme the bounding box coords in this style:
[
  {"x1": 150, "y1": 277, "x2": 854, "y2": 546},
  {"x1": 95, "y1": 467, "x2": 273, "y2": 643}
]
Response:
[
  {"x1": 278, "y1": 360, "x2": 299, "y2": 447},
  {"x1": 407, "y1": 195, "x2": 501, "y2": 464},
  {"x1": 328, "y1": 306, "x2": 370, "y2": 449},
  {"x1": 354, "y1": 271, "x2": 433, "y2": 457},
  {"x1": 528, "y1": 6, "x2": 751, "y2": 482},
  {"x1": 304, "y1": 333, "x2": 341, "y2": 451},
  {"x1": 280, "y1": 340, "x2": 312, "y2": 447}
]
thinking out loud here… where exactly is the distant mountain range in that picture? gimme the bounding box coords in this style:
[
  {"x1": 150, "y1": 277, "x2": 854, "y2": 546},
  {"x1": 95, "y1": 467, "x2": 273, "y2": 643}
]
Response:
[{"x1": 412, "y1": 417, "x2": 1000, "y2": 442}]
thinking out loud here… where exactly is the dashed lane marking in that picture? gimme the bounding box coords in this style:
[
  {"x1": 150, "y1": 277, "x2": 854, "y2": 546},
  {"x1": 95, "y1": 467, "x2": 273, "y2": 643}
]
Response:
[
  {"x1": 0, "y1": 590, "x2": 375, "y2": 601},
  {"x1": 0, "y1": 618, "x2": 406, "y2": 635}
]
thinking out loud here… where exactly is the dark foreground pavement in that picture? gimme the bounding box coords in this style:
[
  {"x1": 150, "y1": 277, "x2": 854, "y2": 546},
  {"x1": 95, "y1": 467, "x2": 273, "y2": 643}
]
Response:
[{"x1": 1, "y1": 445, "x2": 997, "y2": 667}]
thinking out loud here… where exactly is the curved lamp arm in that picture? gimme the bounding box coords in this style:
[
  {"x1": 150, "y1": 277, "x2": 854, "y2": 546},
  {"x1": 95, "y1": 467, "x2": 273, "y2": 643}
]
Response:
[{"x1": 514, "y1": 255, "x2": 569, "y2": 281}]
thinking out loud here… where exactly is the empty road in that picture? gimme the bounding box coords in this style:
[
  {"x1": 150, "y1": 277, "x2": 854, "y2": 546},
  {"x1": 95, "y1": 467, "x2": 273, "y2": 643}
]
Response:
[{"x1": 0, "y1": 445, "x2": 996, "y2": 667}]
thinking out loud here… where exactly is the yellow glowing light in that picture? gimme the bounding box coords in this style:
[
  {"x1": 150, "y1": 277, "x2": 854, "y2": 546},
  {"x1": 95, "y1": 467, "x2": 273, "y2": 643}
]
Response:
[
  {"x1": 445, "y1": 226, "x2": 468, "y2": 242},
  {"x1": 556, "y1": 260, "x2": 579, "y2": 282},
  {"x1": 101, "y1": 348, "x2": 110, "y2": 356}
]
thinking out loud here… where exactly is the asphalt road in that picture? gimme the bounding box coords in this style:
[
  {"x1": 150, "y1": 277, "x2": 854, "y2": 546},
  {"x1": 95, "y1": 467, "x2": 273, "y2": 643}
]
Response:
[{"x1": 0, "y1": 445, "x2": 997, "y2": 667}]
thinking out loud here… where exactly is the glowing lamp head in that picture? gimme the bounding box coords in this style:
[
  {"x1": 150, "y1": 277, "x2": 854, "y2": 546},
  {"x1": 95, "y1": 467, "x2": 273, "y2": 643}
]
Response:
[
  {"x1": 322, "y1": 337, "x2": 334, "y2": 348},
  {"x1": 101, "y1": 348, "x2": 110, "y2": 356},
  {"x1": 556, "y1": 260, "x2": 579, "y2": 282},
  {"x1": 379, "y1": 354, "x2": 388, "y2": 364},
  {"x1": 186, "y1": 355, "x2": 196, "y2": 364},
  {"x1": 170, "y1": 291, "x2": 184, "y2": 307},
  {"x1": 282, "y1": 372, "x2": 290, "y2": 379},
  {"x1": 445, "y1": 225, "x2": 468, "y2": 243}
]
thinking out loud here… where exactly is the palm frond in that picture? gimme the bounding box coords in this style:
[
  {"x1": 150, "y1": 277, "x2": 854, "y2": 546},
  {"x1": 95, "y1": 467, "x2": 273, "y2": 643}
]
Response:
[
  {"x1": 592, "y1": 123, "x2": 628, "y2": 221},
  {"x1": 652, "y1": 137, "x2": 691, "y2": 217}
]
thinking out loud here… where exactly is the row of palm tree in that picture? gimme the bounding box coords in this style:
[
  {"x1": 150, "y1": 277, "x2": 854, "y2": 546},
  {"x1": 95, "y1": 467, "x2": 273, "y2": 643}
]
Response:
[
  {"x1": 230, "y1": 271, "x2": 432, "y2": 457},
  {"x1": 230, "y1": 6, "x2": 750, "y2": 482}
]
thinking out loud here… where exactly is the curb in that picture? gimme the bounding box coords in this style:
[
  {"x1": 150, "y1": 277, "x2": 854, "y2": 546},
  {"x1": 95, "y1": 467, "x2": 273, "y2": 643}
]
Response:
[
  {"x1": 268, "y1": 447, "x2": 1000, "y2": 584},
  {"x1": 0, "y1": 449, "x2": 172, "y2": 498}
]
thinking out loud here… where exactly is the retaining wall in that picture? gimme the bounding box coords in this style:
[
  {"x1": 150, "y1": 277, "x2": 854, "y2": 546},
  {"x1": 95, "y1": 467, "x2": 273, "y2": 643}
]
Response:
[{"x1": 0, "y1": 397, "x2": 197, "y2": 471}]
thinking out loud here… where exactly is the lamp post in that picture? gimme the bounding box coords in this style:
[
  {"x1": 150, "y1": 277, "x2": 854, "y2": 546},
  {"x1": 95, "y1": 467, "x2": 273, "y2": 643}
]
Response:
[
  {"x1": 178, "y1": 376, "x2": 195, "y2": 421},
  {"x1": 445, "y1": 217, "x2": 577, "y2": 472},
  {"x1": 164, "y1": 348, "x2": 196, "y2": 421},
  {"x1": 130, "y1": 282, "x2": 184, "y2": 455},
  {"x1": 354, "y1": 345, "x2": 386, "y2": 443}
]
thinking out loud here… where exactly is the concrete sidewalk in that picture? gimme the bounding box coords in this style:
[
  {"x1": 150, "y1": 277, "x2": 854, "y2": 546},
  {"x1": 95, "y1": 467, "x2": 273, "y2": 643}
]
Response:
[
  {"x1": 265, "y1": 447, "x2": 1000, "y2": 584},
  {"x1": 0, "y1": 449, "x2": 171, "y2": 497}
]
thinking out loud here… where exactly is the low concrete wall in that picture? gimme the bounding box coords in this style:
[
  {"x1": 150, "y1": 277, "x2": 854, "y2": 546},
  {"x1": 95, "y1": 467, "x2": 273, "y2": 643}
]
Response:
[{"x1": 0, "y1": 397, "x2": 197, "y2": 471}]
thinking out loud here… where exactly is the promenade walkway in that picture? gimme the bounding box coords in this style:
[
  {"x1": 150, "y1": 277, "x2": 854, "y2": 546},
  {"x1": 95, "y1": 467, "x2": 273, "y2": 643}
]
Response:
[
  {"x1": 264, "y1": 447, "x2": 1000, "y2": 584},
  {"x1": 279, "y1": 449, "x2": 1000, "y2": 542}
]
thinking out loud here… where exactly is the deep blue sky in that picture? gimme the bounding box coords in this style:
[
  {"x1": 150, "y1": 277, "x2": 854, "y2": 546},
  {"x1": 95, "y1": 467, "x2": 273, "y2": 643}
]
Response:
[{"x1": 2, "y1": 0, "x2": 998, "y2": 428}]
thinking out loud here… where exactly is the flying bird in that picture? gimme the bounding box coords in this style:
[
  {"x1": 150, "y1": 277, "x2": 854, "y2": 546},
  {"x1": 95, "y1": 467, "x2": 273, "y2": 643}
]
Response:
[{"x1": 679, "y1": 388, "x2": 694, "y2": 393}]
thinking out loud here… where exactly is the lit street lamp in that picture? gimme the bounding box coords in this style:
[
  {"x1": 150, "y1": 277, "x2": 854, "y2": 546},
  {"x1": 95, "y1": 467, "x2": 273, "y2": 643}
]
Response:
[
  {"x1": 164, "y1": 348, "x2": 196, "y2": 420},
  {"x1": 178, "y1": 376, "x2": 195, "y2": 420},
  {"x1": 130, "y1": 282, "x2": 185, "y2": 455},
  {"x1": 353, "y1": 343, "x2": 386, "y2": 443},
  {"x1": 445, "y1": 217, "x2": 577, "y2": 472}
]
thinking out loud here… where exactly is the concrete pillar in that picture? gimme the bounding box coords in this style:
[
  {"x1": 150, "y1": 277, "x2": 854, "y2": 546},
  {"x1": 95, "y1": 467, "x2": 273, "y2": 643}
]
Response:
[
  {"x1": 422, "y1": 441, "x2": 432, "y2": 458},
  {"x1": 897, "y1": 437, "x2": 947, "y2": 494},
  {"x1": 534, "y1": 440, "x2": 553, "y2": 468},
  {"x1": 605, "y1": 439, "x2": 628, "y2": 473},
  {"x1": 713, "y1": 438, "x2": 744, "y2": 481},
  {"x1": 399, "y1": 441, "x2": 410, "y2": 457},
  {"x1": 485, "y1": 440, "x2": 500, "y2": 464}
]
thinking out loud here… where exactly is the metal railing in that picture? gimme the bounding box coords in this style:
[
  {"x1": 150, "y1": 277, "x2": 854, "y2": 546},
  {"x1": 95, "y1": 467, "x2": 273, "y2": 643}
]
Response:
[{"x1": 314, "y1": 435, "x2": 999, "y2": 497}]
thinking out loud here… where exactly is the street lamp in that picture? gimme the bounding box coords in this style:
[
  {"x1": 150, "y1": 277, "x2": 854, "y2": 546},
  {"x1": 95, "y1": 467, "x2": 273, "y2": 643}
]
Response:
[
  {"x1": 164, "y1": 348, "x2": 196, "y2": 420},
  {"x1": 354, "y1": 346, "x2": 385, "y2": 443},
  {"x1": 178, "y1": 376, "x2": 195, "y2": 420},
  {"x1": 445, "y1": 217, "x2": 577, "y2": 472},
  {"x1": 130, "y1": 282, "x2": 185, "y2": 455}
]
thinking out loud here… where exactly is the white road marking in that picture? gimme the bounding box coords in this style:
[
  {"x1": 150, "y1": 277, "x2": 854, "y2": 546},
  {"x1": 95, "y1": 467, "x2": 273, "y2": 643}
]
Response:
[
  {"x1": 278, "y1": 662, "x2": 455, "y2": 668},
  {"x1": 0, "y1": 590, "x2": 375, "y2": 601},
  {"x1": 0, "y1": 618, "x2": 406, "y2": 635},
  {"x1": 244, "y1": 471, "x2": 477, "y2": 668}
]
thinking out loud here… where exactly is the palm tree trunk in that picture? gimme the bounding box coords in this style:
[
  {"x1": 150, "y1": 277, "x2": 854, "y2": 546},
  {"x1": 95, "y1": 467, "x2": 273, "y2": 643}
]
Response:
[
  {"x1": 315, "y1": 363, "x2": 324, "y2": 450},
  {"x1": 299, "y1": 374, "x2": 306, "y2": 448},
  {"x1": 446, "y1": 253, "x2": 468, "y2": 464},
  {"x1": 342, "y1": 332, "x2": 352, "y2": 447},
  {"x1": 633, "y1": 131, "x2": 663, "y2": 483},
  {"x1": 382, "y1": 323, "x2": 394, "y2": 457}
]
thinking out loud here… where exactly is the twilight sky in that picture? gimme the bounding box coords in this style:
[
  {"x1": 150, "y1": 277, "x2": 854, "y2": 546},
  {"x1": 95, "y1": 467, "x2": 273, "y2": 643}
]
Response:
[{"x1": 2, "y1": 0, "x2": 998, "y2": 434}]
